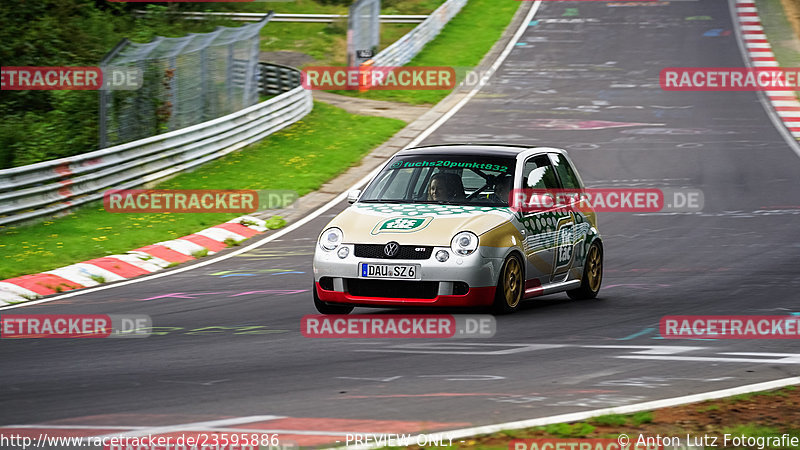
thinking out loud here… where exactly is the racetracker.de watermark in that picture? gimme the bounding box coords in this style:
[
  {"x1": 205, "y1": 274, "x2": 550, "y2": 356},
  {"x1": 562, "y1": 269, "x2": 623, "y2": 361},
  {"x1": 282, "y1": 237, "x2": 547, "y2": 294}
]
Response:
[
  {"x1": 0, "y1": 431, "x2": 295, "y2": 450},
  {"x1": 509, "y1": 188, "x2": 703, "y2": 213},
  {"x1": 302, "y1": 66, "x2": 456, "y2": 90},
  {"x1": 660, "y1": 67, "x2": 800, "y2": 91},
  {"x1": 511, "y1": 438, "x2": 700, "y2": 450},
  {"x1": 1, "y1": 66, "x2": 142, "y2": 90},
  {"x1": 301, "y1": 314, "x2": 495, "y2": 338},
  {"x1": 103, "y1": 189, "x2": 297, "y2": 213},
  {"x1": 660, "y1": 315, "x2": 800, "y2": 339},
  {"x1": 1, "y1": 314, "x2": 152, "y2": 338}
]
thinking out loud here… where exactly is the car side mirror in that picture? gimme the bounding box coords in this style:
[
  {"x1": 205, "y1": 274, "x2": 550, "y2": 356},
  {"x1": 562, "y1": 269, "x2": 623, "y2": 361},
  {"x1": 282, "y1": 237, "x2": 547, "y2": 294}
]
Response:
[{"x1": 347, "y1": 190, "x2": 361, "y2": 204}]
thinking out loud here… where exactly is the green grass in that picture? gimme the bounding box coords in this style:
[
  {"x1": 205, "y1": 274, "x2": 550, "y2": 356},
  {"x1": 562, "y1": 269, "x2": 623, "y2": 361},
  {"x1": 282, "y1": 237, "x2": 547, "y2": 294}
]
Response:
[
  {"x1": 590, "y1": 414, "x2": 628, "y2": 427},
  {"x1": 0, "y1": 102, "x2": 405, "y2": 280},
  {"x1": 261, "y1": 22, "x2": 350, "y2": 66},
  {"x1": 728, "y1": 387, "x2": 794, "y2": 403},
  {"x1": 259, "y1": 21, "x2": 417, "y2": 66},
  {"x1": 258, "y1": 0, "x2": 443, "y2": 66},
  {"x1": 756, "y1": 0, "x2": 800, "y2": 67},
  {"x1": 755, "y1": 0, "x2": 800, "y2": 103},
  {"x1": 697, "y1": 404, "x2": 720, "y2": 412},
  {"x1": 536, "y1": 423, "x2": 595, "y2": 438},
  {"x1": 722, "y1": 424, "x2": 783, "y2": 437},
  {"x1": 366, "y1": 387, "x2": 800, "y2": 450},
  {"x1": 585, "y1": 412, "x2": 653, "y2": 427},
  {"x1": 330, "y1": 0, "x2": 521, "y2": 105},
  {"x1": 191, "y1": 248, "x2": 209, "y2": 258},
  {"x1": 629, "y1": 411, "x2": 653, "y2": 425}
]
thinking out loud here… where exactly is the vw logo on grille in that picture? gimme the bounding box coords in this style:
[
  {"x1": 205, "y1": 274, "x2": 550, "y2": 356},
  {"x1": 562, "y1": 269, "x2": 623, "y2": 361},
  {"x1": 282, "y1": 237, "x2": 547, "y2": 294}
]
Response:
[{"x1": 384, "y1": 242, "x2": 400, "y2": 257}]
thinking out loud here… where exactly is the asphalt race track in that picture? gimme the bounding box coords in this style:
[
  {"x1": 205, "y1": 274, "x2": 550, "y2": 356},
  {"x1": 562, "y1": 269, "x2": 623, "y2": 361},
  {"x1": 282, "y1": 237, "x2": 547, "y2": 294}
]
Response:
[{"x1": 2, "y1": 0, "x2": 800, "y2": 446}]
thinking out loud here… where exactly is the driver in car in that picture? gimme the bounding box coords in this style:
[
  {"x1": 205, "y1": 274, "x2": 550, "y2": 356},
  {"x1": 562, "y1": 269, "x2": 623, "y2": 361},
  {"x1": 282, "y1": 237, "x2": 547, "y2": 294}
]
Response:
[{"x1": 428, "y1": 172, "x2": 465, "y2": 202}]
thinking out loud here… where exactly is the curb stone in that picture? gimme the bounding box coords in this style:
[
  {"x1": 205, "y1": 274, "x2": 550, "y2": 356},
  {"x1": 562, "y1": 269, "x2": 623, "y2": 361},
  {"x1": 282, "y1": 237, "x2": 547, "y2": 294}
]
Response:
[
  {"x1": 0, "y1": 216, "x2": 271, "y2": 305},
  {"x1": 737, "y1": 0, "x2": 800, "y2": 138}
]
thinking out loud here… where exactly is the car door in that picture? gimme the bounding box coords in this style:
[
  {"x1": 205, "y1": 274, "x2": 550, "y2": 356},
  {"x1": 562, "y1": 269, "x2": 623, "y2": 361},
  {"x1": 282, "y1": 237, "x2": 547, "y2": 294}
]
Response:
[
  {"x1": 517, "y1": 154, "x2": 572, "y2": 286},
  {"x1": 550, "y1": 152, "x2": 593, "y2": 281}
]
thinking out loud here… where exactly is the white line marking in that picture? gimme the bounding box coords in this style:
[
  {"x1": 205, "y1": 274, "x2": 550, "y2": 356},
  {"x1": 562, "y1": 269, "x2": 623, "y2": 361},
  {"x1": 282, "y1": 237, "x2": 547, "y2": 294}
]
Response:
[
  {"x1": 771, "y1": 101, "x2": 800, "y2": 107},
  {"x1": 617, "y1": 355, "x2": 800, "y2": 364},
  {"x1": 330, "y1": 377, "x2": 800, "y2": 450},
  {"x1": 2, "y1": 424, "x2": 379, "y2": 438}
]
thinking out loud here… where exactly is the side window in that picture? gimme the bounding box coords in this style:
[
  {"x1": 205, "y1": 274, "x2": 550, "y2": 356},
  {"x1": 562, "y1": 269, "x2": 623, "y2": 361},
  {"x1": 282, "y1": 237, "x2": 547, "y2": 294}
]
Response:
[
  {"x1": 522, "y1": 155, "x2": 559, "y2": 189},
  {"x1": 551, "y1": 153, "x2": 582, "y2": 189}
]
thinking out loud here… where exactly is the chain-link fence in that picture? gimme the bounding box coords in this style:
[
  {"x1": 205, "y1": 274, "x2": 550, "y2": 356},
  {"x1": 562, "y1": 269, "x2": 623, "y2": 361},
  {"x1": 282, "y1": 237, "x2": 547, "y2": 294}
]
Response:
[
  {"x1": 99, "y1": 16, "x2": 271, "y2": 148},
  {"x1": 347, "y1": 0, "x2": 381, "y2": 67}
]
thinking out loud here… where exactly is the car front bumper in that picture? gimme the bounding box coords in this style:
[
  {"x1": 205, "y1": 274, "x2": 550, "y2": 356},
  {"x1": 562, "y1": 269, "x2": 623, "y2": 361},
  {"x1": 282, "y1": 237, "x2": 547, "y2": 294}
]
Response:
[{"x1": 313, "y1": 244, "x2": 505, "y2": 307}]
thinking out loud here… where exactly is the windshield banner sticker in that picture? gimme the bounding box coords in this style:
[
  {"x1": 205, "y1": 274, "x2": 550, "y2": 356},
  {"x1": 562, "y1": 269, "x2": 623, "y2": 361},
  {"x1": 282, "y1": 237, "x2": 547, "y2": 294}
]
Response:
[{"x1": 390, "y1": 160, "x2": 509, "y2": 172}]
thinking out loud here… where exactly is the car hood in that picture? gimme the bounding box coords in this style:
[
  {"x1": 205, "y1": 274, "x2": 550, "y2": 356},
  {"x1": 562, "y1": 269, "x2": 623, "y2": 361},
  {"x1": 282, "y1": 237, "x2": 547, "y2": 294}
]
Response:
[{"x1": 326, "y1": 203, "x2": 514, "y2": 246}]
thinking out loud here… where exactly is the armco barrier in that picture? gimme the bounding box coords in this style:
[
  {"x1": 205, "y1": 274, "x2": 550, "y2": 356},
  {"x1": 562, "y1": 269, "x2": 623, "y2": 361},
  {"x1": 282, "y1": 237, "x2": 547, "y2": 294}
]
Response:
[
  {"x1": 132, "y1": 11, "x2": 428, "y2": 24},
  {"x1": 0, "y1": 64, "x2": 311, "y2": 227},
  {"x1": 258, "y1": 62, "x2": 303, "y2": 96},
  {"x1": 369, "y1": 0, "x2": 467, "y2": 67}
]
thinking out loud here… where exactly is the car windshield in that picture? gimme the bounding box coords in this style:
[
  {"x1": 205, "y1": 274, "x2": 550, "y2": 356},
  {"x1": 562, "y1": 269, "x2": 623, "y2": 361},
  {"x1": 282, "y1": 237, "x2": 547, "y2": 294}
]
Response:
[{"x1": 360, "y1": 154, "x2": 516, "y2": 206}]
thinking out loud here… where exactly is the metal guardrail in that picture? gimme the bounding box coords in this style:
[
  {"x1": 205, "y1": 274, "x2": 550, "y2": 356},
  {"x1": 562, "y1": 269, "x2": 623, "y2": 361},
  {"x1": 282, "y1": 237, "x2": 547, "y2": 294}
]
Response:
[
  {"x1": 133, "y1": 11, "x2": 428, "y2": 24},
  {"x1": 369, "y1": 0, "x2": 467, "y2": 67},
  {"x1": 0, "y1": 64, "x2": 310, "y2": 227}
]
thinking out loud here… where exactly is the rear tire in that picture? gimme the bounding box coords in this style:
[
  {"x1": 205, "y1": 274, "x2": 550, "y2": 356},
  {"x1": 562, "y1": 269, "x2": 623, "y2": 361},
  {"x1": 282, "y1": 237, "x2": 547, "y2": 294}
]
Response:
[
  {"x1": 567, "y1": 241, "x2": 603, "y2": 300},
  {"x1": 492, "y1": 254, "x2": 524, "y2": 315},
  {"x1": 313, "y1": 285, "x2": 354, "y2": 314}
]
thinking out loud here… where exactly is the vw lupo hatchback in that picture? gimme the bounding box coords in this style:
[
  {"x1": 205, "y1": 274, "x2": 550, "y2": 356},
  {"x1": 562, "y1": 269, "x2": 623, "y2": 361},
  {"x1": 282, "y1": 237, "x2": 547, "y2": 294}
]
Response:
[{"x1": 312, "y1": 144, "x2": 603, "y2": 314}]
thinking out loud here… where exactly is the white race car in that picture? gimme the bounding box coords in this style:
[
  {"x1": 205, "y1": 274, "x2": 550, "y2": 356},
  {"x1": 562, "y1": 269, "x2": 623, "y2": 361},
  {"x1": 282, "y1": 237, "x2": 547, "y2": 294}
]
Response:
[{"x1": 312, "y1": 144, "x2": 603, "y2": 314}]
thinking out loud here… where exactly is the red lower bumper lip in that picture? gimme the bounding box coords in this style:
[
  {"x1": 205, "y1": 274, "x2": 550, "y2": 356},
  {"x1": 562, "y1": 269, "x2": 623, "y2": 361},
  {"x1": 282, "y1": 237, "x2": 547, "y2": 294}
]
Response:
[{"x1": 315, "y1": 282, "x2": 495, "y2": 307}]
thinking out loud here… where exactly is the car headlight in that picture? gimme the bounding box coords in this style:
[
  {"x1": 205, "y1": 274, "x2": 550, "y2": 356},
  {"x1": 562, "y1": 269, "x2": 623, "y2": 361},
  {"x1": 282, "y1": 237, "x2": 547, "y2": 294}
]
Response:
[
  {"x1": 451, "y1": 231, "x2": 478, "y2": 256},
  {"x1": 319, "y1": 227, "x2": 343, "y2": 251}
]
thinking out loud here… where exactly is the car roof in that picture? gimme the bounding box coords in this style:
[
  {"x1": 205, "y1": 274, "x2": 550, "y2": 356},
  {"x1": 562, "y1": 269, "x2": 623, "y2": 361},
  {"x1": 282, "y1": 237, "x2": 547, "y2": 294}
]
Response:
[{"x1": 397, "y1": 144, "x2": 561, "y2": 157}]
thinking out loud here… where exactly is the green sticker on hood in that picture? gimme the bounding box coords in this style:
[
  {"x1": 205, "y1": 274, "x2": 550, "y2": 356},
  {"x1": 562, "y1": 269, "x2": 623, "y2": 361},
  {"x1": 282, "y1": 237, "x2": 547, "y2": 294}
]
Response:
[{"x1": 371, "y1": 216, "x2": 433, "y2": 234}]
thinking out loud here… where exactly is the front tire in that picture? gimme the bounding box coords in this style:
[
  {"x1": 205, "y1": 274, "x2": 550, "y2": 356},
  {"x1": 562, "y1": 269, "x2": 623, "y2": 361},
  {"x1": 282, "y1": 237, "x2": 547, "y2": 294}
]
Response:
[
  {"x1": 492, "y1": 254, "x2": 524, "y2": 314},
  {"x1": 313, "y1": 285, "x2": 354, "y2": 314},
  {"x1": 567, "y1": 241, "x2": 603, "y2": 300}
]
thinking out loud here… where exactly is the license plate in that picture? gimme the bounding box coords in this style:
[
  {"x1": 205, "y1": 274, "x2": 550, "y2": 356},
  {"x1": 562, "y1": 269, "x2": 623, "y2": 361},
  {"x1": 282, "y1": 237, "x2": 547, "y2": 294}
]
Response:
[{"x1": 359, "y1": 263, "x2": 418, "y2": 279}]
